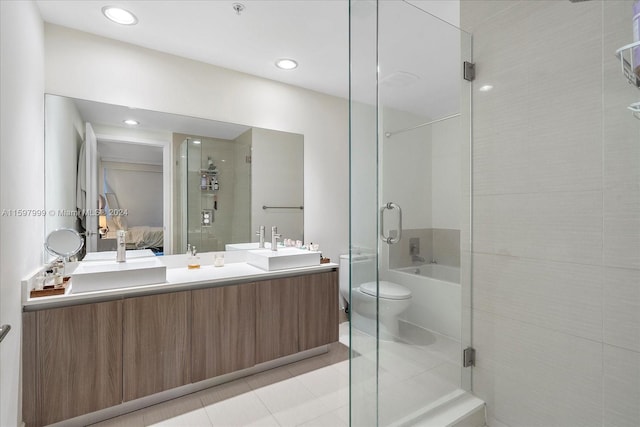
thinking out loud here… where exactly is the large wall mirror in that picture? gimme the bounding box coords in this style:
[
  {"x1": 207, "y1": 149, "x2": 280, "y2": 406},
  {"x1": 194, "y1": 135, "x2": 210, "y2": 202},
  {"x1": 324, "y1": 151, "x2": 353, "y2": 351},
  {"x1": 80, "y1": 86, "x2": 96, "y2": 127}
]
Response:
[{"x1": 44, "y1": 94, "x2": 304, "y2": 259}]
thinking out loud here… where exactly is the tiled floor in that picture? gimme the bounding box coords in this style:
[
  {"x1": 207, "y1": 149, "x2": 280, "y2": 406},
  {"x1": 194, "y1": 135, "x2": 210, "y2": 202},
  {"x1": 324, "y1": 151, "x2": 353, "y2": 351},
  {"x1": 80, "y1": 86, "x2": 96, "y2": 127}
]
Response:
[
  {"x1": 347, "y1": 321, "x2": 464, "y2": 426},
  {"x1": 91, "y1": 342, "x2": 350, "y2": 427},
  {"x1": 93, "y1": 321, "x2": 464, "y2": 427}
]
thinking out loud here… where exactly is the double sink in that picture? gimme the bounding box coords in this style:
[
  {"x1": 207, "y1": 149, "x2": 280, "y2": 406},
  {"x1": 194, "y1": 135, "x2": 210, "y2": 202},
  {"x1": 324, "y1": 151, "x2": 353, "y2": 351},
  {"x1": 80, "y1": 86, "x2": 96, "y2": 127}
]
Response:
[{"x1": 71, "y1": 247, "x2": 321, "y2": 294}]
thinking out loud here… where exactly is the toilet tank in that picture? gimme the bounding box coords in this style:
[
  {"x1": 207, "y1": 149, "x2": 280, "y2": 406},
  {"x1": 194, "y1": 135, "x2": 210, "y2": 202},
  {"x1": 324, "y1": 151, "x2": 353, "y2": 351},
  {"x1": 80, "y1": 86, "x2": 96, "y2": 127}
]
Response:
[{"x1": 339, "y1": 253, "x2": 376, "y2": 303}]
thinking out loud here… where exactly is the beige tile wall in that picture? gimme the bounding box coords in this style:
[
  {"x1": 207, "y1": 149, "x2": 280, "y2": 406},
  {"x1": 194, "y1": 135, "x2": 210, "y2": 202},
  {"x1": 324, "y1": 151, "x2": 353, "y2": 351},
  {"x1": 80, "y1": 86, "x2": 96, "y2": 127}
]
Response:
[
  {"x1": 461, "y1": 1, "x2": 640, "y2": 426},
  {"x1": 388, "y1": 228, "x2": 460, "y2": 268}
]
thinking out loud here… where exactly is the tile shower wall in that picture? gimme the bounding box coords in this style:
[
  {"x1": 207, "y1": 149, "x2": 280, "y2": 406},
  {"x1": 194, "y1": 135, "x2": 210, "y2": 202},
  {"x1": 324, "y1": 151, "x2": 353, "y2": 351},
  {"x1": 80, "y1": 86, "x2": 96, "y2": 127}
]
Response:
[
  {"x1": 461, "y1": 1, "x2": 640, "y2": 426},
  {"x1": 384, "y1": 109, "x2": 463, "y2": 270},
  {"x1": 389, "y1": 228, "x2": 460, "y2": 269},
  {"x1": 179, "y1": 133, "x2": 251, "y2": 252}
]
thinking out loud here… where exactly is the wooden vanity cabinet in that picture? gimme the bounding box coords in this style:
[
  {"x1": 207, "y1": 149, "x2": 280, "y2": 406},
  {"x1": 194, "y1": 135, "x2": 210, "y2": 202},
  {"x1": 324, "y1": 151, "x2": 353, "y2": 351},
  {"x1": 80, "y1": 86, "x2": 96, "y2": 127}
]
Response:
[
  {"x1": 191, "y1": 283, "x2": 256, "y2": 381},
  {"x1": 255, "y1": 276, "x2": 300, "y2": 363},
  {"x1": 23, "y1": 268, "x2": 338, "y2": 426},
  {"x1": 24, "y1": 300, "x2": 123, "y2": 427},
  {"x1": 299, "y1": 270, "x2": 339, "y2": 351},
  {"x1": 255, "y1": 270, "x2": 339, "y2": 363},
  {"x1": 122, "y1": 291, "x2": 191, "y2": 401}
]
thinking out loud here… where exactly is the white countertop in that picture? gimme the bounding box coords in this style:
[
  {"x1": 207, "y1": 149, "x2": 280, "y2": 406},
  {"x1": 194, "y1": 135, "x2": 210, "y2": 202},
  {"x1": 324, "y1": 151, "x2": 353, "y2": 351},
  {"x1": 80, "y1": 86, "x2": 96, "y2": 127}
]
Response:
[{"x1": 23, "y1": 252, "x2": 338, "y2": 311}]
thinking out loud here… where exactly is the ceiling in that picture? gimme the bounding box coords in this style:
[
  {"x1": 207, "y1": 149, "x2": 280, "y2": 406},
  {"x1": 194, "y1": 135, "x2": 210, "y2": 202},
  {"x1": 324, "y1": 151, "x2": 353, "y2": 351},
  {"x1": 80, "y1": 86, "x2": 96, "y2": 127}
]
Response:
[
  {"x1": 74, "y1": 97, "x2": 250, "y2": 140},
  {"x1": 69, "y1": 96, "x2": 250, "y2": 165},
  {"x1": 36, "y1": 0, "x2": 462, "y2": 119}
]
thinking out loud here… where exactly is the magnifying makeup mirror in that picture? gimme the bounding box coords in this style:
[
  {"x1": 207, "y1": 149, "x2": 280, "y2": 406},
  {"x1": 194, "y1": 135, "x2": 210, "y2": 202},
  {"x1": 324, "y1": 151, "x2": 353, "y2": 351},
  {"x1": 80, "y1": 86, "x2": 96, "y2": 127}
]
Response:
[{"x1": 44, "y1": 228, "x2": 84, "y2": 260}]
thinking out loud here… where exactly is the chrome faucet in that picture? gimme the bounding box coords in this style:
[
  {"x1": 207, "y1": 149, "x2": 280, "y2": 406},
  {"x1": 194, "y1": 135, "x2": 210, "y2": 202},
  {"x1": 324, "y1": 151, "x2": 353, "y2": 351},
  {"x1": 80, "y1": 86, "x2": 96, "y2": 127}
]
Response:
[
  {"x1": 412, "y1": 254, "x2": 426, "y2": 263},
  {"x1": 271, "y1": 226, "x2": 281, "y2": 251},
  {"x1": 116, "y1": 230, "x2": 126, "y2": 263},
  {"x1": 256, "y1": 225, "x2": 265, "y2": 248}
]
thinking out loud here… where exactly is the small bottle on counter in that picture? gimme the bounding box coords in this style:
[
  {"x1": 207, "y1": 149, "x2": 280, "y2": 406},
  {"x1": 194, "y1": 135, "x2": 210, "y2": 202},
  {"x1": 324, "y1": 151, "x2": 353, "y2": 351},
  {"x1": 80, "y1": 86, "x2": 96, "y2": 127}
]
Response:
[
  {"x1": 44, "y1": 272, "x2": 55, "y2": 288},
  {"x1": 54, "y1": 268, "x2": 64, "y2": 288},
  {"x1": 188, "y1": 246, "x2": 201, "y2": 269},
  {"x1": 35, "y1": 273, "x2": 45, "y2": 291},
  {"x1": 214, "y1": 253, "x2": 224, "y2": 267}
]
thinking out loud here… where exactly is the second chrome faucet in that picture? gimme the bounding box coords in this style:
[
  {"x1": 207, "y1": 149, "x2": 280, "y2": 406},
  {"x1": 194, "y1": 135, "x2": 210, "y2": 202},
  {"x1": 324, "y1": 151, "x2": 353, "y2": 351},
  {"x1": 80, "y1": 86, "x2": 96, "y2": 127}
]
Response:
[
  {"x1": 256, "y1": 225, "x2": 266, "y2": 248},
  {"x1": 255, "y1": 225, "x2": 282, "y2": 251},
  {"x1": 271, "y1": 226, "x2": 281, "y2": 251}
]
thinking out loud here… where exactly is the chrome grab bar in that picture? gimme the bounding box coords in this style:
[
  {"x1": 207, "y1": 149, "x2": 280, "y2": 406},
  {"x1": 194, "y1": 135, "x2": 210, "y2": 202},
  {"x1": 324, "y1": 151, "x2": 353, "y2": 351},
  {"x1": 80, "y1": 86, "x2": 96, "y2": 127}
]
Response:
[
  {"x1": 262, "y1": 205, "x2": 304, "y2": 210},
  {"x1": 379, "y1": 202, "x2": 402, "y2": 244}
]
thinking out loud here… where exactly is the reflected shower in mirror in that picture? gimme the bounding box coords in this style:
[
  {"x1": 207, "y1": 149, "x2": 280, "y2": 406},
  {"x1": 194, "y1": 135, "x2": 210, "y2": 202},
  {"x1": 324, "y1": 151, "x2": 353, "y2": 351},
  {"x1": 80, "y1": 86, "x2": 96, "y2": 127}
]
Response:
[{"x1": 44, "y1": 94, "x2": 304, "y2": 259}]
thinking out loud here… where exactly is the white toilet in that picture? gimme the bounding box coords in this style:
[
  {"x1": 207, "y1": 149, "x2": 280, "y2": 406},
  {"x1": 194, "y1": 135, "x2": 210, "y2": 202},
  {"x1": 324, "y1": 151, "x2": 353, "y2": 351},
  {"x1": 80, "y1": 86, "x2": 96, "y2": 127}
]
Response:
[{"x1": 339, "y1": 254, "x2": 412, "y2": 340}]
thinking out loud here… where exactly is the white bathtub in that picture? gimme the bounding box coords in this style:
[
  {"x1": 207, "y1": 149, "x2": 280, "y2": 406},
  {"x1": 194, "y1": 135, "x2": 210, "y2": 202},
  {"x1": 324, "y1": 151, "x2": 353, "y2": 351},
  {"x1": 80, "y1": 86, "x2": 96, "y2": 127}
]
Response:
[{"x1": 383, "y1": 264, "x2": 461, "y2": 341}]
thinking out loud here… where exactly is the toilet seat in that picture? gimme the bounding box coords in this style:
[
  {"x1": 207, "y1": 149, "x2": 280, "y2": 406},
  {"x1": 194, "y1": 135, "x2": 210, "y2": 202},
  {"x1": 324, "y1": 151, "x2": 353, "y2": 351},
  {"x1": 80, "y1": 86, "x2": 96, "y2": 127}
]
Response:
[{"x1": 360, "y1": 281, "x2": 411, "y2": 300}]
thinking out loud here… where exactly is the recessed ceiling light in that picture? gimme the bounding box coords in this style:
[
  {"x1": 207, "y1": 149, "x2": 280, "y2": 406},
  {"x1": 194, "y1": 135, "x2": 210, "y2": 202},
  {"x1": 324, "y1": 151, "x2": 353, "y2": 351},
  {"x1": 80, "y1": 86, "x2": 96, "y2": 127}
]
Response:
[
  {"x1": 275, "y1": 59, "x2": 298, "y2": 70},
  {"x1": 102, "y1": 6, "x2": 138, "y2": 25},
  {"x1": 192, "y1": 140, "x2": 201, "y2": 145},
  {"x1": 479, "y1": 84, "x2": 494, "y2": 92},
  {"x1": 123, "y1": 119, "x2": 139, "y2": 126}
]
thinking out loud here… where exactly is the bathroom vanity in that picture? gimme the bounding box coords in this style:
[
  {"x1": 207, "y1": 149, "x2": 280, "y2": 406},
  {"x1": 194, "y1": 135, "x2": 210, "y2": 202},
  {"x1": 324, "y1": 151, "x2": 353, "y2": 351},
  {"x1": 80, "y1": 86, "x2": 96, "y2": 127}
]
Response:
[{"x1": 21, "y1": 258, "x2": 338, "y2": 427}]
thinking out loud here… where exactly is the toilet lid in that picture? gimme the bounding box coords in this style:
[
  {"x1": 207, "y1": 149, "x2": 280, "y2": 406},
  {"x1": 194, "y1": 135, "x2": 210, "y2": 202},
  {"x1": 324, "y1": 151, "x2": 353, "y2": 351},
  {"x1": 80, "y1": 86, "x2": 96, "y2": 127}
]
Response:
[{"x1": 360, "y1": 281, "x2": 411, "y2": 300}]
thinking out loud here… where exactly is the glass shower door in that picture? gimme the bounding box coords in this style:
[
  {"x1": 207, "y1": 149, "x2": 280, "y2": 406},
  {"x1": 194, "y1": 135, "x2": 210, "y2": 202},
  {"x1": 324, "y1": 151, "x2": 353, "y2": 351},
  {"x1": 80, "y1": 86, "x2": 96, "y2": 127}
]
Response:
[{"x1": 349, "y1": 1, "x2": 473, "y2": 425}]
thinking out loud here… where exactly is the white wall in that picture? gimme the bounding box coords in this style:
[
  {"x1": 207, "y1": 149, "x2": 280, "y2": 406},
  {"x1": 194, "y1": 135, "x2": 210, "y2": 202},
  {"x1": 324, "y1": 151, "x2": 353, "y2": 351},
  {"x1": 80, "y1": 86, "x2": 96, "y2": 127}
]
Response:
[
  {"x1": 381, "y1": 109, "x2": 462, "y2": 232},
  {"x1": 382, "y1": 107, "x2": 432, "y2": 230},
  {"x1": 461, "y1": 1, "x2": 640, "y2": 426},
  {"x1": 44, "y1": 24, "x2": 349, "y2": 262},
  {"x1": 349, "y1": 102, "x2": 378, "y2": 253},
  {"x1": 44, "y1": 94, "x2": 84, "y2": 233},
  {"x1": 0, "y1": 2, "x2": 44, "y2": 426},
  {"x1": 232, "y1": 130, "x2": 252, "y2": 243},
  {"x1": 251, "y1": 128, "x2": 304, "y2": 243},
  {"x1": 431, "y1": 116, "x2": 461, "y2": 230},
  {"x1": 101, "y1": 163, "x2": 163, "y2": 227}
]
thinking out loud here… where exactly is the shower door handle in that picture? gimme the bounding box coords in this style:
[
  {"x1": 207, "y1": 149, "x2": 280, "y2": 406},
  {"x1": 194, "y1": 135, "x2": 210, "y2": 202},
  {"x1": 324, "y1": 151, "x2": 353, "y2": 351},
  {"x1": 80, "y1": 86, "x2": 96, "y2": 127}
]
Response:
[{"x1": 380, "y1": 202, "x2": 402, "y2": 244}]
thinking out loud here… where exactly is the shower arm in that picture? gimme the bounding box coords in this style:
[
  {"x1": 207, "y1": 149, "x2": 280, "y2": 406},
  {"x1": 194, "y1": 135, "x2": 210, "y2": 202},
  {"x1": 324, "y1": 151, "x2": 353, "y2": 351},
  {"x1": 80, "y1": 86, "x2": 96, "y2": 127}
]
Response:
[{"x1": 384, "y1": 113, "x2": 461, "y2": 138}]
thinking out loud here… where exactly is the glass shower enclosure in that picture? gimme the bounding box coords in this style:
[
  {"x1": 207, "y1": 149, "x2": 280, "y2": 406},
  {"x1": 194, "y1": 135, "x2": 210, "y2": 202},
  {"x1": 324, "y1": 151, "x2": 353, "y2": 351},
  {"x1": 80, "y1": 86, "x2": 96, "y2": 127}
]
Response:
[
  {"x1": 174, "y1": 134, "x2": 252, "y2": 253},
  {"x1": 349, "y1": 1, "x2": 473, "y2": 425}
]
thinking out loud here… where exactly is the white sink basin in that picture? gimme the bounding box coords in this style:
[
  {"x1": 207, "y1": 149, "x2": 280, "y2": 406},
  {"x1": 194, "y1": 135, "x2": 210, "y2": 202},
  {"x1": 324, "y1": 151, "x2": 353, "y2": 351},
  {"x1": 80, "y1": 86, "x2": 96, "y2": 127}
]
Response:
[
  {"x1": 225, "y1": 242, "x2": 272, "y2": 251},
  {"x1": 71, "y1": 257, "x2": 167, "y2": 293},
  {"x1": 246, "y1": 247, "x2": 320, "y2": 271}
]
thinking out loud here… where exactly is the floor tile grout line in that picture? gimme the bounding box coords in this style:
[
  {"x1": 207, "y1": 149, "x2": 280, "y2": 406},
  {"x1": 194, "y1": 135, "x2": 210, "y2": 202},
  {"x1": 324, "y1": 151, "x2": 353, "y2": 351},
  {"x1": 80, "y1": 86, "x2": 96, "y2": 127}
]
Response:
[
  {"x1": 292, "y1": 363, "x2": 346, "y2": 400},
  {"x1": 242, "y1": 386, "x2": 284, "y2": 427},
  {"x1": 199, "y1": 398, "x2": 215, "y2": 427},
  {"x1": 294, "y1": 407, "x2": 349, "y2": 427},
  {"x1": 252, "y1": 380, "x2": 282, "y2": 421},
  {"x1": 201, "y1": 385, "x2": 281, "y2": 427}
]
